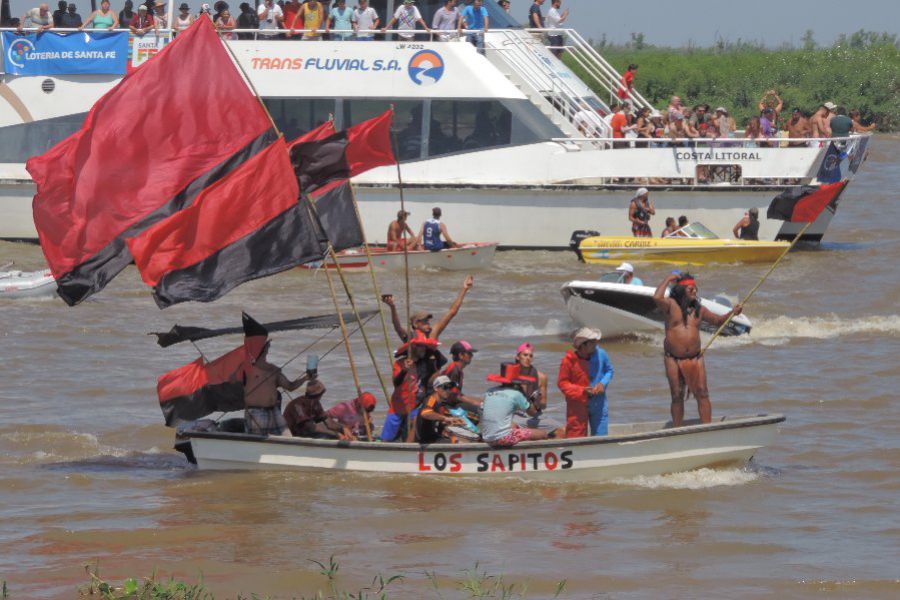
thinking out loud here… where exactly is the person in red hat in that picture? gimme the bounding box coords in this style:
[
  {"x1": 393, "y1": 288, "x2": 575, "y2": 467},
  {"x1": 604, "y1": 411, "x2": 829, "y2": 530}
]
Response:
[
  {"x1": 480, "y1": 363, "x2": 558, "y2": 447},
  {"x1": 325, "y1": 392, "x2": 377, "y2": 441}
]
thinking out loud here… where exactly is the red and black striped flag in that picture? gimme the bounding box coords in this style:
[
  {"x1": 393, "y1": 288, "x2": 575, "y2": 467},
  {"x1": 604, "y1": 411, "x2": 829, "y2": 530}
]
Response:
[
  {"x1": 767, "y1": 180, "x2": 848, "y2": 223},
  {"x1": 28, "y1": 18, "x2": 323, "y2": 306},
  {"x1": 290, "y1": 110, "x2": 396, "y2": 251},
  {"x1": 157, "y1": 313, "x2": 268, "y2": 427}
]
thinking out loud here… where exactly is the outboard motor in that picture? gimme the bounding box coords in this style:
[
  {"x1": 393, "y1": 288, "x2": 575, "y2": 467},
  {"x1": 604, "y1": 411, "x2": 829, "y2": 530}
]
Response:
[{"x1": 569, "y1": 230, "x2": 600, "y2": 262}]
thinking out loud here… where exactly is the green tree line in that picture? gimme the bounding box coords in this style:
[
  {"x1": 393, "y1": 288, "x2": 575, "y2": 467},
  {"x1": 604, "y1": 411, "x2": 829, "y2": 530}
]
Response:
[{"x1": 568, "y1": 30, "x2": 900, "y2": 131}]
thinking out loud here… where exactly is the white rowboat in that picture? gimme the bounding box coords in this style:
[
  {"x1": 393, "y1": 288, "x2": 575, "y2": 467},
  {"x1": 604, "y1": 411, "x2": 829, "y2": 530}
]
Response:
[
  {"x1": 184, "y1": 414, "x2": 784, "y2": 481},
  {"x1": 303, "y1": 243, "x2": 498, "y2": 272}
]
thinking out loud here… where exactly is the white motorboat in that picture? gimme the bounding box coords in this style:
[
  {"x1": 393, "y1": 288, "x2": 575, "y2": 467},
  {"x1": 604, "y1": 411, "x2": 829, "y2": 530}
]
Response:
[
  {"x1": 0, "y1": 268, "x2": 56, "y2": 299},
  {"x1": 302, "y1": 242, "x2": 497, "y2": 272},
  {"x1": 180, "y1": 413, "x2": 784, "y2": 480},
  {"x1": 1, "y1": 8, "x2": 870, "y2": 246},
  {"x1": 562, "y1": 272, "x2": 752, "y2": 339}
]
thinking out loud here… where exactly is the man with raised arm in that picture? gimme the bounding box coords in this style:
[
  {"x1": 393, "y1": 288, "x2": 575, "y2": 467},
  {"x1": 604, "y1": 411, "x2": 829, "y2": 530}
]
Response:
[
  {"x1": 381, "y1": 274, "x2": 475, "y2": 343},
  {"x1": 653, "y1": 273, "x2": 742, "y2": 427}
]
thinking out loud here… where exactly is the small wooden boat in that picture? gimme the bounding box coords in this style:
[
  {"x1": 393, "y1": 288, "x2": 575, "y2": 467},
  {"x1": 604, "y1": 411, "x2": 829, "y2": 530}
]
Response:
[
  {"x1": 0, "y1": 268, "x2": 57, "y2": 299},
  {"x1": 562, "y1": 273, "x2": 752, "y2": 339},
  {"x1": 303, "y1": 242, "x2": 498, "y2": 272},
  {"x1": 181, "y1": 413, "x2": 784, "y2": 480},
  {"x1": 576, "y1": 223, "x2": 789, "y2": 266}
]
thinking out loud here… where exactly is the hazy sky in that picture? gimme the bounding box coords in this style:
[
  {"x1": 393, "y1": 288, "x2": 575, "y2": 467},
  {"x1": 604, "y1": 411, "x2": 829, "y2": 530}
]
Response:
[{"x1": 5, "y1": 0, "x2": 899, "y2": 48}]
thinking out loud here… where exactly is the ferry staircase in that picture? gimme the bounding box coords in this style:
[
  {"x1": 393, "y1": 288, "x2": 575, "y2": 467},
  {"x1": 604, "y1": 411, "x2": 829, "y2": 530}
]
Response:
[{"x1": 484, "y1": 29, "x2": 653, "y2": 147}]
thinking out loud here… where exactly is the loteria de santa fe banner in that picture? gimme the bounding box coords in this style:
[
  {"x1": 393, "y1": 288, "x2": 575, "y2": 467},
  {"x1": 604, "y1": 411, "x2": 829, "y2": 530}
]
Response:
[{"x1": 2, "y1": 31, "x2": 128, "y2": 76}]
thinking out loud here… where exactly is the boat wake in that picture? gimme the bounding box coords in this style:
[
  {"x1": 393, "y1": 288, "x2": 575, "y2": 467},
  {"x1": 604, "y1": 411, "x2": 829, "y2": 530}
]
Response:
[
  {"x1": 613, "y1": 467, "x2": 759, "y2": 490},
  {"x1": 0, "y1": 427, "x2": 184, "y2": 470},
  {"x1": 503, "y1": 317, "x2": 575, "y2": 339},
  {"x1": 634, "y1": 314, "x2": 900, "y2": 348}
]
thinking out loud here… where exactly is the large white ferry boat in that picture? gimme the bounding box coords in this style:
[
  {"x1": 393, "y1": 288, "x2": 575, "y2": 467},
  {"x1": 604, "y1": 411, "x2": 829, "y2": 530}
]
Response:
[{"x1": 0, "y1": 1, "x2": 870, "y2": 247}]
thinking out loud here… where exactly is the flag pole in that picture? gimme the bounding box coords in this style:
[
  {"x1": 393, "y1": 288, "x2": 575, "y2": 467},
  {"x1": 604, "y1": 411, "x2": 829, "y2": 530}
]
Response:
[
  {"x1": 323, "y1": 244, "x2": 391, "y2": 413},
  {"x1": 349, "y1": 181, "x2": 396, "y2": 367},
  {"x1": 319, "y1": 243, "x2": 374, "y2": 442},
  {"x1": 702, "y1": 220, "x2": 813, "y2": 354},
  {"x1": 389, "y1": 108, "x2": 413, "y2": 339},
  {"x1": 218, "y1": 25, "x2": 281, "y2": 136}
]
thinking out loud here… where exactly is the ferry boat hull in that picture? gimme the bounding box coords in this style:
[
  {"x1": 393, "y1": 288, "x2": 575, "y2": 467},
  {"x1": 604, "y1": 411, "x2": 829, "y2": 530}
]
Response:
[{"x1": 185, "y1": 414, "x2": 784, "y2": 481}]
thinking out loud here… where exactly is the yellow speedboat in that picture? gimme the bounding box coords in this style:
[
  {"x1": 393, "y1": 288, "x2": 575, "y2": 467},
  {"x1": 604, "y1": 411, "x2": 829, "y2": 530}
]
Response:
[{"x1": 576, "y1": 223, "x2": 790, "y2": 266}]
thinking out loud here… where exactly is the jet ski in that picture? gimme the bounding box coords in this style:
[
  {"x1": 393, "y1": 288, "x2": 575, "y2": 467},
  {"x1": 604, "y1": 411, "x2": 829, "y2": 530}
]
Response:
[{"x1": 561, "y1": 272, "x2": 752, "y2": 339}]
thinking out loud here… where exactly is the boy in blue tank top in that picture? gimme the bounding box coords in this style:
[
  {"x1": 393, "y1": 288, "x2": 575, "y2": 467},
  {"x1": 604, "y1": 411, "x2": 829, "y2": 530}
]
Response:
[{"x1": 419, "y1": 206, "x2": 459, "y2": 251}]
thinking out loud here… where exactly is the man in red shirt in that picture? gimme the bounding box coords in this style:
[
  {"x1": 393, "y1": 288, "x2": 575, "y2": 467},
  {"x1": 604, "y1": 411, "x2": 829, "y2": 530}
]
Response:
[{"x1": 617, "y1": 63, "x2": 637, "y2": 101}]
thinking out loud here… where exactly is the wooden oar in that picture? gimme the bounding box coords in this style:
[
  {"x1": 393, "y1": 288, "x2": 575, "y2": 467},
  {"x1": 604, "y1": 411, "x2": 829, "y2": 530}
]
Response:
[{"x1": 702, "y1": 220, "x2": 813, "y2": 354}]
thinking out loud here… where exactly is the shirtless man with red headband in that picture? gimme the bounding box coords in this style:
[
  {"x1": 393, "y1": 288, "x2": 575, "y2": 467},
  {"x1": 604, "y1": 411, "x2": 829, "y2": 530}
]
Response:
[{"x1": 653, "y1": 273, "x2": 742, "y2": 427}]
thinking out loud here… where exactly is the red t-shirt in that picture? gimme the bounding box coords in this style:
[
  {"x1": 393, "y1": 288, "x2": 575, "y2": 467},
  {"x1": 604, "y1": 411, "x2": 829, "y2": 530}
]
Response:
[
  {"x1": 283, "y1": 3, "x2": 300, "y2": 28},
  {"x1": 610, "y1": 113, "x2": 627, "y2": 138},
  {"x1": 617, "y1": 70, "x2": 634, "y2": 99}
]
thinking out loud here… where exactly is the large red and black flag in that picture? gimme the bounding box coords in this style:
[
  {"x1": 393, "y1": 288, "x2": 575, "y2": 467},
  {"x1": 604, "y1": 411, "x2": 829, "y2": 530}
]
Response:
[
  {"x1": 290, "y1": 110, "x2": 396, "y2": 251},
  {"x1": 767, "y1": 180, "x2": 848, "y2": 223},
  {"x1": 157, "y1": 313, "x2": 268, "y2": 426},
  {"x1": 28, "y1": 18, "x2": 322, "y2": 306}
]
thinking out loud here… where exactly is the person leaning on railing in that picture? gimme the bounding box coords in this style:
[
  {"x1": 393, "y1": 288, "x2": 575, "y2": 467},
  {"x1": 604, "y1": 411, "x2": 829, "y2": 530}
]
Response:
[
  {"x1": 352, "y1": 0, "x2": 380, "y2": 40},
  {"x1": 326, "y1": 0, "x2": 354, "y2": 41},
  {"x1": 214, "y1": 7, "x2": 236, "y2": 39},
  {"x1": 432, "y1": 0, "x2": 459, "y2": 42},
  {"x1": 18, "y1": 3, "x2": 54, "y2": 31},
  {"x1": 382, "y1": 0, "x2": 431, "y2": 41},
  {"x1": 129, "y1": 4, "x2": 155, "y2": 36},
  {"x1": 457, "y1": 0, "x2": 488, "y2": 54}
]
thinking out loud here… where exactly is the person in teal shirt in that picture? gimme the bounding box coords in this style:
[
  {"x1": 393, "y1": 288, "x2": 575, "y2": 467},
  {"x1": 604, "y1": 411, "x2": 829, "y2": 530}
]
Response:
[
  {"x1": 829, "y1": 106, "x2": 853, "y2": 138},
  {"x1": 480, "y1": 363, "x2": 556, "y2": 446},
  {"x1": 327, "y1": 0, "x2": 353, "y2": 40}
]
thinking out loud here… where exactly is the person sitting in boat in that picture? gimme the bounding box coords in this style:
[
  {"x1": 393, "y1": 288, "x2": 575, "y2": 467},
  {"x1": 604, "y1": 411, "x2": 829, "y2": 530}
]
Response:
[
  {"x1": 515, "y1": 342, "x2": 563, "y2": 432},
  {"x1": 480, "y1": 363, "x2": 555, "y2": 447},
  {"x1": 434, "y1": 340, "x2": 482, "y2": 434},
  {"x1": 416, "y1": 376, "x2": 469, "y2": 444},
  {"x1": 387, "y1": 210, "x2": 420, "y2": 252},
  {"x1": 381, "y1": 336, "x2": 441, "y2": 442},
  {"x1": 324, "y1": 392, "x2": 377, "y2": 441},
  {"x1": 614, "y1": 262, "x2": 643, "y2": 286},
  {"x1": 283, "y1": 380, "x2": 346, "y2": 439},
  {"x1": 243, "y1": 340, "x2": 313, "y2": 436},
  {"x1": 660, "y1": 217, "x2": 677, "y2": 238},
  {"x1": 381, "y1": 275, "x2": 474, "y2": 343},
  {"x1": 557, "y1": 328, "x2": 614, "y2": 437},
  {"x1": 419, "y1": 207, "x2": 459, "y2": 251},
  {"x1": 629, "y1": 188, "x2": 655, "y2": 237},
  {"x1": 653, "y1": 273, "x2": 742, "y2": 427},
  {"x1": 732, "y1": 207, "x2": 760, "y2": 241}
]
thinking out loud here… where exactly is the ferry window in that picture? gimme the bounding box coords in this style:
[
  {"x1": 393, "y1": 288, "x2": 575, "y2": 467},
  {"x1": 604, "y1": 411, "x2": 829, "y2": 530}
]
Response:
[
  {"x1": 697, "y1": 164, "x2": 742, "y2": 185},
  {"x1": 429, "y1": 100, "x2": 512, "y2": 157},
  {"x1": 263, "y1": 99, "x2": 334, "y2": 140},
  {"x1": 0, "y1": 113, "x2": 86, "y2": 163},
  {"x1": 343, "y1": 100, "x2": 423, "y2": 161}
]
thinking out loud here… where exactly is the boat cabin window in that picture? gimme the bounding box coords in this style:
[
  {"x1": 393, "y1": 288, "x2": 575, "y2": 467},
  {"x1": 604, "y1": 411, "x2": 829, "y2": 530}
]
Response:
[
  {"x1": 696, "y1": 164, "x2": 742, "y2": 185},
  {"x1": 264, "y1": 99, "x2": 333, "y2": 141},
  {"x1": 429, "y1": 100, "x2": 512, "y2": 156},
  {"x1": 0, "y1": 113, "x2": 86, "y2": 163}
]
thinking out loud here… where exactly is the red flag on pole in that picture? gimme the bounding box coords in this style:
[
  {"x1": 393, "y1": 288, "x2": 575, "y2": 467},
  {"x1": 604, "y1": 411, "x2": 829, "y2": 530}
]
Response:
[
  {"x1": 28, "y1": 18, "x2": 273, "y2": 305},
  {"x1": 766, "y1": 180, "x2": 848, "y2": 223}
]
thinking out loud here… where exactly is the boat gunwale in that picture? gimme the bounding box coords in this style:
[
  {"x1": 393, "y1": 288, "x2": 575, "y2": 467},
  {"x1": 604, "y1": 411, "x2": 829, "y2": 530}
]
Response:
[{"x1": 186, "y1": 413, "x2": 785, "y2": 453}]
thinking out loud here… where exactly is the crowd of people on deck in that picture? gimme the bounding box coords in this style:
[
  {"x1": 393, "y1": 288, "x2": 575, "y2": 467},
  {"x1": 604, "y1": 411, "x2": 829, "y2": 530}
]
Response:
[{"x1": 239, "y1": 203, "x2": 743, "y2": 447}]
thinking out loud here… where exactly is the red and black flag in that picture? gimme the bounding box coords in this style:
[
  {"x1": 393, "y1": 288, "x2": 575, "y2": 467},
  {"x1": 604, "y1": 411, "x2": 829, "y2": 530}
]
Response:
[
  {"x1": 27, "y1": 18, "x2": 321, "y2": 306},
  {"x1": 767, "y1": 180, "x2": 848, "y2": 223},
  {"x1": 157, "y1": 313, "x2": 267, "y2": 427},
  {"x1": 290, "y1": 110, "x2": 396, "y2": 251},
  {"x1": 125, "y1": 137, "x2": 324, "y2": 308}
]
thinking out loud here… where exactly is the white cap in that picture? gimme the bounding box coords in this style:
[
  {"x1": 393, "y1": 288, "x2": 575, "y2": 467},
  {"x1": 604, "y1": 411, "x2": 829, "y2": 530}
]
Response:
[
  {"x1": 633, "y1": 187, "x2": 649, "y2": 199},
  {"x1": 823, "y1": 101, "x2": 836, "y2": 110},
  {"x1": 433, "y1": 375, "x2": 455, "y2": 390},
  {"x1": 615, "y1": 262, "x2": 634, "y2": 274},
  {"x1": 715, "y1": 106, "x2": 727, "y2": 113},
  {"x1": 573, "y1": 327, "x2": 602, "y2": 345}
]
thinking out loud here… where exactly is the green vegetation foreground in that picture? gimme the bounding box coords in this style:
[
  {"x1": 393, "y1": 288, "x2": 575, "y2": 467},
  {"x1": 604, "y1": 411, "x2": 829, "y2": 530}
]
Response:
[{"x1": 570, "y1": 34, "x2": 900, "y2": 131}]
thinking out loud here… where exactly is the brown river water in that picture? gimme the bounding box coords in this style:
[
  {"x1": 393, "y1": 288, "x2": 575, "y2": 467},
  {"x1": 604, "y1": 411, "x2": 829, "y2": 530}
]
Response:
[{"x1": 1, "y1": 137, "x2": 899, "y2": 598}]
